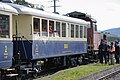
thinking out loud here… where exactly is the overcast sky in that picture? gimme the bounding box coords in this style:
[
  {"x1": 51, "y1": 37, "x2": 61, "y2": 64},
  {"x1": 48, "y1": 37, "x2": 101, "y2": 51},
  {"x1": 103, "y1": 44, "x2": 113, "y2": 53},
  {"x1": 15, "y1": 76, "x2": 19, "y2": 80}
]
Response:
[{"x1": 25, "y1": 0, "x2": 120, "y2": 31}]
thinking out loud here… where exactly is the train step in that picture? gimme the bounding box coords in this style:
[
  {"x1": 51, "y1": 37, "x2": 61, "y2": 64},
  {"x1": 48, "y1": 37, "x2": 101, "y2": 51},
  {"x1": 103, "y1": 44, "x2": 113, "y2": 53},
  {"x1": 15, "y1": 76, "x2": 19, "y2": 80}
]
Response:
[
  {"x1": 6, "y1": 68, "x2": 15, "y2": 71},
  {"x1": 6, "y1": 74, "x2": 18, "y2": 77}
]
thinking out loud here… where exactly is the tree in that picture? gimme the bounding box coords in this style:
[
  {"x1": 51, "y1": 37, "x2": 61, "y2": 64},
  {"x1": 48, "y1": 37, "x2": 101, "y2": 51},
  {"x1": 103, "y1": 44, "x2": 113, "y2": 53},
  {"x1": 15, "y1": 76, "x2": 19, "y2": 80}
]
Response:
[
  {"x1": 13, "y1": 0, "x2": 44, "y2": 10},
  {"x1": 14, "y1": 0, "x2": 29, "y2": 6}
]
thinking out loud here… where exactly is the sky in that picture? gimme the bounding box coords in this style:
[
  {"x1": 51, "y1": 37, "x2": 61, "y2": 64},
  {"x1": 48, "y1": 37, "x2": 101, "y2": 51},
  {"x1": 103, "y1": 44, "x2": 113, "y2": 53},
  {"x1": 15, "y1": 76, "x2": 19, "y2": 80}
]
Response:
[{"x1": 25, "y1": 0, "x2": 120, "y2": 31}]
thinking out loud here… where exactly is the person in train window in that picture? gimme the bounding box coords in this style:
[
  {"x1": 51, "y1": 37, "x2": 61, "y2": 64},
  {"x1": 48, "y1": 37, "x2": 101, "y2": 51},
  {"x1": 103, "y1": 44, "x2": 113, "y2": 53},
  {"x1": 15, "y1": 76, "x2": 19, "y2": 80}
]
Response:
[
  {"x1": 49, "y1": 25, "x2": 53, "y2": 37},
  {"x1": 53, "y1": 31, "x2": 59, "y2": 37},
  {"x1": 115, "y1": 41, "x2": 120, "y2": 64}
]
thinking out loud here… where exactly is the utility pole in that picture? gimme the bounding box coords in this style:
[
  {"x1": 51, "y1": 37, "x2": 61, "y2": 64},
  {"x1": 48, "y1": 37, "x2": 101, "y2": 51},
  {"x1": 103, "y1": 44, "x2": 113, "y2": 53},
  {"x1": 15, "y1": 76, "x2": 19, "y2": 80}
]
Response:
[
  {"x1": 49, "y1": 0, "x2": 60, "y2": 13},
  {"x1": 53, "y1": 0, "x2": 56, "y2": 13}
]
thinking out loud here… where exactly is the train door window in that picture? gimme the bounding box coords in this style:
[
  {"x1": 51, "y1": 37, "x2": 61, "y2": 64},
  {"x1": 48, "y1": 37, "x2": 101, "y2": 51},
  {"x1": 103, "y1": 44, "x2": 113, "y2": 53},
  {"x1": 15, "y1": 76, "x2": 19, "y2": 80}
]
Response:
[
  {"x1": 56, "y1": 21, "x2": 60, "y2": 37},
  {"x1": 42, "y1": 19, "x2": 48, "y2": 37},
  {"x1": 33, "y1": 18, "x2": 40, "y2": 36},
  {"x1": 80, "y1": 26, "x2": 83, "y2": 38},
  {"x1": 76, "y1": 25, "x2": 79, "y2": 38},
  {"x1": 71, "y1": 24, "x2": 74, "y2": 38},
  {"x1": 62, "y1": 22, "x2": 66, "y2": 37},
  {"x1": 84, "y1": 26, "x2": 87, "y2": 38},
  {"x1": 0, "y1": 14, "x2": 9, "y2": 38},
  {"x1": 49, "y1": 20, "x2": 54, "y2": 37}
]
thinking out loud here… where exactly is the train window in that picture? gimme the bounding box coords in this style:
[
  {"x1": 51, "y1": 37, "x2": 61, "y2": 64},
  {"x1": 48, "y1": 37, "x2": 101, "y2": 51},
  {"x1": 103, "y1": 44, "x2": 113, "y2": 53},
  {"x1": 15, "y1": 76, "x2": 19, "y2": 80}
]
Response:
[
  {"x1": 33, "y1": 18, "x2": 40, "y2": 35},
  {"x1": 56, "y1": 22, "x2": 60, "y2": 37},
  {"x1": 49, "y1": 20, "x2": 54, "y2": 37},
  {"x1": 62, "y1": 22, "x2": 66, "y2": 37},
  {"x1": 84, "y1": 26, "x2": 87, "y2": 38},
  {"x1": 42, "y1": 19, "x2": 48, "y2": 37},
  {"x1": 0, "y1": 14, "x2": 9, "y2": 38},
  {"x1": 71, "y1": 24, "x2": 74, "y2": 38},
  {"x1": 80, "y1": 26, "x2": 83, "y2": 38},
  {"x1": 76, "y1": 25, "x2": 79, "y2": 38}
]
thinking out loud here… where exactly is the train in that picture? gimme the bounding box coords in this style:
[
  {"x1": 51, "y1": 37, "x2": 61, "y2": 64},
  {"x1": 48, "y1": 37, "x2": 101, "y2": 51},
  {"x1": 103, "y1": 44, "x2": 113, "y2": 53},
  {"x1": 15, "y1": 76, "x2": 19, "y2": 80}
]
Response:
[{"x1": 0, "y1": 2, "x2": 120, "y2": 79}]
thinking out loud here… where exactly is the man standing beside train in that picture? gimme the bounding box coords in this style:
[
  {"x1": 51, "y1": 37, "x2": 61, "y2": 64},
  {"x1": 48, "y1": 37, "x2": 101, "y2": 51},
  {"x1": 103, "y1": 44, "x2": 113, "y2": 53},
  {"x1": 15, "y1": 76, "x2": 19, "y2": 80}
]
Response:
[
  {"x1": 115, "y1": 41, "x2": 120, "y2": 64},
  {"x1": 98, "y1": 39, "x2": 107, "y2": 64}
]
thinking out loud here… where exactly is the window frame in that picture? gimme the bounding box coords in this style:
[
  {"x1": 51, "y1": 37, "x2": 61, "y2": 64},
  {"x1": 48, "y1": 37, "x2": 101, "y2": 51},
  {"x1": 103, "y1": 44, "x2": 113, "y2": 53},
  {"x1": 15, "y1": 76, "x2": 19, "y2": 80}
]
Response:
[{"x1": 0, "y1": 14, "x2": 11, "y2": 39}]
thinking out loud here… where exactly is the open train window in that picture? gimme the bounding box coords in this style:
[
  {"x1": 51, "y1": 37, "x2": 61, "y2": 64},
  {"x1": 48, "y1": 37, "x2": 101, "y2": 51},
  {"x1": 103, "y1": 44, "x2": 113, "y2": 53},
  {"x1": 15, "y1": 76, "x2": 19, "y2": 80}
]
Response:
[
  {"x1": 33, "y1": 18, "x2": 40, "y2": 36},
  {"x1": 76, "y1": 25, "x2": 79, "y2": 38},
  {"x1": 56, "y1": 22, "x2": 60, "y2": 37},
  {"x1": 71, "y1": 24, "x2": 74, "y2": 38},
  {"x1": 42, "y1": 19, "x2": 48, "y2": 37},
  {"x1": 62, "y1": 22, "x2": 66, "y2": 37},
  {"x1": 80, "y1": 26, "x2": 83, "y2": 38},
  {"x1": 0, "y1": 14, "x2": 9, "y2": 38},
  {"x1": 49, "y1": 20, "x2": 54, "y2": 37}
]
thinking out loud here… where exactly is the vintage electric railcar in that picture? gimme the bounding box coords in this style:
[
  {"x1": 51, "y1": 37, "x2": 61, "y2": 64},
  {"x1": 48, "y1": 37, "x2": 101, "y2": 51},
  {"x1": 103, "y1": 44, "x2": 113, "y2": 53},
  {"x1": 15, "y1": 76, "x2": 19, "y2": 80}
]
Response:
[
  {"x1": 0, "y1": 2, "x2": 89, "y2": 79},
  {"x1": 0, "y1": 2, "x2": 120, "y2": 79}
]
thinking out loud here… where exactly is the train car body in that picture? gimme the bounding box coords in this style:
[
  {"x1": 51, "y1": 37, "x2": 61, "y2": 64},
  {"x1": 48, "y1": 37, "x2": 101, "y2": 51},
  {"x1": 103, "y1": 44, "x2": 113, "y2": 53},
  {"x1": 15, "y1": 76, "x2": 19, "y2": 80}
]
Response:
[
  {"x1": 7, "y1": 3, "x2": 88, "y2": 62},
  {"x1": 0, "y1": 2, "x2": 18, "y2": 69}
]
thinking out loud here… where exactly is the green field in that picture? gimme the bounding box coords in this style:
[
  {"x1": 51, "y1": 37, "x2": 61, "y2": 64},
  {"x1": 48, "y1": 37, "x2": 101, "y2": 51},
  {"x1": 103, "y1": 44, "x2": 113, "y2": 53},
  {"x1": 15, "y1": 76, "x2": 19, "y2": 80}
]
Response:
[{"x1": 49, "y1": 63, "x2": 114, "y2": 80}]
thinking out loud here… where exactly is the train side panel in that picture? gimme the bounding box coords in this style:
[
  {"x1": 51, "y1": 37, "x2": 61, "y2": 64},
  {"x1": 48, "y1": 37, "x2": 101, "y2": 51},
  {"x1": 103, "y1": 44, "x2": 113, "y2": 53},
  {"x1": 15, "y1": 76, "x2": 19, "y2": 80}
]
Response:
[
  {"x1": 0, "y1": 41, "x2": 13, "y2": 68},
  {"x1": 32, "y1": 40, "x2": 87, "y2": 59}
]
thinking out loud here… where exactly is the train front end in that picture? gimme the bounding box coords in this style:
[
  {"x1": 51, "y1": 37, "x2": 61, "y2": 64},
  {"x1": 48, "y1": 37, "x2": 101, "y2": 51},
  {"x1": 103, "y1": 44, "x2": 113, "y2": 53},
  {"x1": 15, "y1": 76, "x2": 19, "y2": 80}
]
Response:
[
  {"x1": 0, "y1": 2, "x2": 18, "y2": 69},
  {"x1": 0, "y1": 14, "x2": 13, "y2": 69}
]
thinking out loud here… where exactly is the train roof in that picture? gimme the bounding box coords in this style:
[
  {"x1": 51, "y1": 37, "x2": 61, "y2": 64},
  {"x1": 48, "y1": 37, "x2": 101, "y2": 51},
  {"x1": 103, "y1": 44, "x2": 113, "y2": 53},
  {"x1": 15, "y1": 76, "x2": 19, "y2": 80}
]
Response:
[
  {"x1": 6, "y1": 3, "x2": 88, "y2": 24},
  {"x1": 0, "y1": 2, "x2": 18, "y2": 14}
]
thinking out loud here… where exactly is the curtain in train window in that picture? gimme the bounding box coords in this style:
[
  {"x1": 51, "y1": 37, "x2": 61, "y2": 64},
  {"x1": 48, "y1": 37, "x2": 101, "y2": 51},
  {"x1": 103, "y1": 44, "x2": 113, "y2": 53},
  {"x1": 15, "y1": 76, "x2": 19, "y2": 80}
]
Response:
[
  {"x1": 0, "y1": 14, "x2": 9, "y2": 38},
  {"x1": 71, "y1": 24, "x2": 74, "y2": 38},
  {"x1": 80, "y1": 26, "x2": 83, "y2": 38},
  {"x1": 76, "y1": 25, "x2": 79, "y2": 38},
  {"x1": 33, "y1": 18, "x2": 40, "y2": 36},
  {"x1": 42, "y1": 19, "x2": 48, "y2": 37},
  {"x1": 62, "y1": 23, "x2": 66, "y2": 37},
  {"x1": 56, "y1": 22, "x2": 60, "y2": 37}
]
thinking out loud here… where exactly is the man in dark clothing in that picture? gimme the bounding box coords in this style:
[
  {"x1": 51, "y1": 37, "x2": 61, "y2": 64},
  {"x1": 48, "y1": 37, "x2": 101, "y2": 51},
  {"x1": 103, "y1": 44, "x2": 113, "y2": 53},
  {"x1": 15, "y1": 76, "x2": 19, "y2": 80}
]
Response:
[
  {"x1": 98, "y1": 39, "x2": 107, "y2": 64},
  {"x1": 115, "y1": 41, "x2": 120, "y2": 64}
]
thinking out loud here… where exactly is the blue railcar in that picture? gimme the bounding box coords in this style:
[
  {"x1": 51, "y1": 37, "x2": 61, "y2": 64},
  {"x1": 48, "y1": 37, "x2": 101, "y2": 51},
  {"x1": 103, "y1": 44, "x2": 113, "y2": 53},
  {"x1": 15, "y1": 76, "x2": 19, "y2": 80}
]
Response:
[{"x1": 0, "y1": 2, "x2": 89, "y2": 79}]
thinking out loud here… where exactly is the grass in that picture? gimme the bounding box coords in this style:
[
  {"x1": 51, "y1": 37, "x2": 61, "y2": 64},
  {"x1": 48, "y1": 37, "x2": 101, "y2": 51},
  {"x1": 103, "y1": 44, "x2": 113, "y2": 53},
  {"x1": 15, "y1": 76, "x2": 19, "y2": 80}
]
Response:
[{"x1": 49, "y1": 63, "x2": 114, "y2": 80}]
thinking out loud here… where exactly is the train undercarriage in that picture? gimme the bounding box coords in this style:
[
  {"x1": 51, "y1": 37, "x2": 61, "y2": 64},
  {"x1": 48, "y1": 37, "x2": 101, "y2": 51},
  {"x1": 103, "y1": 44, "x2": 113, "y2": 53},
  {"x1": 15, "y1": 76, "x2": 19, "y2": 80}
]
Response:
[{"x1": 0, "y1": 53, "x2": 97, "y2": 80}]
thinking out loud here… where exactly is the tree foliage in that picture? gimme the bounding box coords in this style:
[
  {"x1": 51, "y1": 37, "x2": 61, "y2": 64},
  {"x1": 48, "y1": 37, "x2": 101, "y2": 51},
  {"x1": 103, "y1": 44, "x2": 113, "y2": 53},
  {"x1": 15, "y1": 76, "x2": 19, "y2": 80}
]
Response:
[{"x1": 14, "y1": 0, "x2": 29, "y2": 5}]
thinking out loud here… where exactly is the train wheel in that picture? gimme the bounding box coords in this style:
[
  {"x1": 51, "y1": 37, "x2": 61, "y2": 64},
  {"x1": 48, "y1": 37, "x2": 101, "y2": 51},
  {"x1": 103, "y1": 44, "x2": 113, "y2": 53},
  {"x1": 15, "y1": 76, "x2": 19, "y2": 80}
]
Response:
[
  {"x1": 77, "y1": 56, "x2": 83, "y2": 65},
  {"x1": 71, "y1": 58, "x2": 77, "y2": 67}
]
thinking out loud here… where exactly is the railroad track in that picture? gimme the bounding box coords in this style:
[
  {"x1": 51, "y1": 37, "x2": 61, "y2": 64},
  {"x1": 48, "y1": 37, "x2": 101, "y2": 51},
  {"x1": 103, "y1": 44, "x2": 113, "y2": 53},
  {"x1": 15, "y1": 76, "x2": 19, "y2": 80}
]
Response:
[
  {"x1": 78, "y1": 64, "x2": 120, "y2": 80},
  {"x1": 98, "y1": 70, "x2": 120, "y2": 80}
]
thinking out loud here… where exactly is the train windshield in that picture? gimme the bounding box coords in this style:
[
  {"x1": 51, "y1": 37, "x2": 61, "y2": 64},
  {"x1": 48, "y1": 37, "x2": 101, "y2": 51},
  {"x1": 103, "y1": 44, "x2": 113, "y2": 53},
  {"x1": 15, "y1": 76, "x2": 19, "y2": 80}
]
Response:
[{"x1": 0, "y1": 14, "x2": 10, "y2": 38}]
